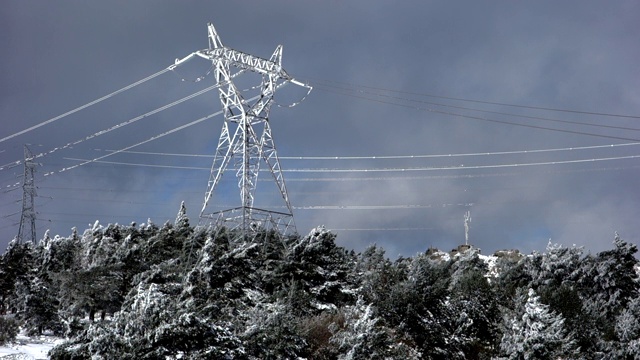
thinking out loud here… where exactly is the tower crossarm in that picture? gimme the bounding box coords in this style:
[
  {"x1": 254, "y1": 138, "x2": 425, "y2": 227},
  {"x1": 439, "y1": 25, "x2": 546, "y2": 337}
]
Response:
[
  {"x1": 195, "y1": 48, "x2": 290, "y2": 79},
  {"x1": 172, "y1": 23, "x2": 292, "y2": 81}
]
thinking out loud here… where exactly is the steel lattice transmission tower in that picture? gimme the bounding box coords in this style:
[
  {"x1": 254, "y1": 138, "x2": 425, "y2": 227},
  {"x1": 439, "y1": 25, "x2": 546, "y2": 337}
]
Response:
[
  {"x1": 172, "y1": 23, "x2": 310, "y2": 237},
  {"x1": 17, "y1": 145, "x2": 37, "y2": 243}
]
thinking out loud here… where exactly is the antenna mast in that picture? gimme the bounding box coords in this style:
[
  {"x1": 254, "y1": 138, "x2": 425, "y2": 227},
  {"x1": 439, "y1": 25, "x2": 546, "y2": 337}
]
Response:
[
  {"x1": 464, "y1": 210, "x2": 471, "y2": 246},
  {"x1": 172, "y1": 23, "x2": 310, "y2": 237},
  {"x1": 17, "y1": 145, "x2": 37, "y2": 243}
]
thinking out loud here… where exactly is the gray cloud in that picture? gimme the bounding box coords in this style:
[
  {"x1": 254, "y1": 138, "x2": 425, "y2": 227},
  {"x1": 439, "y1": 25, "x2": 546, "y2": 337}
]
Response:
[{"x1": 1, "y1": 0, "x2": 639, "y2": 257}]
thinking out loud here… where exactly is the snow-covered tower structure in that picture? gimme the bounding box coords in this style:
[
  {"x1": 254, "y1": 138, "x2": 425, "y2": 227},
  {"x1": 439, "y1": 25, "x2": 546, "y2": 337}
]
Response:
[
  {"x1": 17, "y1": 145, "x2": 37, "y2": 243},
  {"x1": 171, "y1": 23, "x2": 310, "y2": 238}
]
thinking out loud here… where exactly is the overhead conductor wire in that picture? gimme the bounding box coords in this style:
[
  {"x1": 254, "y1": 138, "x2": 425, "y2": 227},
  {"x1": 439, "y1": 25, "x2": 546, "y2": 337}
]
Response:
[
  {"x1": 43, "y1": 81, "x2": 294, "y2": 176},
  {"x1": 91, "y1": 141, "x2": 640, "y2": 160},
  {"x1": 307, "y1": 81, "x2": 640, "y2": 142},
  {"x1": 303, "y1": 77, "x2": 640, "y2": 119},
  {"x1": 61, "y1": 153, "x2": 640, "y2": 173},
  {"x1": 0, "y1": 68, "x2": 171, "y2": 144},
  {"x1": 0, "y1": 71, "x2": 246, "y2": 172}
]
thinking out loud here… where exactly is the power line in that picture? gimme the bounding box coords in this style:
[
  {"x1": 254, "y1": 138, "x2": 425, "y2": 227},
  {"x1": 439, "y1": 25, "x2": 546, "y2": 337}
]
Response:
[
  {"x1": 40, "y1": 83, "x2": 286, "y2": 178},
  {"x1": 313, "y1": 84, "x2": 640, "y2": 142},
  {"x1": 62, "y1": 158, "x2": 210, "y2": 171},
  {"x1": 0, "y1": 68, "x2": 171, "y2": 144},
  {"x1": 330, "y1": 227, "x2": 436, "y2": 231},
  {"x1": 39, "y1": 185, "x2": 199, "y2": 194},
  {"x1": 23, "y1": 161, "x2": 638, "y2": 187},
  {"x1": 311, "y1": 81, "x2": 640, "y2": 132},
  {"x1": 292, "y1": 204, "x2": 473, "y2": 210},
  {"x1": 39, "y1": 212, "x2": 173, "y2": 219},
  {"x1": 61, "y1": 153, "x2": 640, "y2": 173},
  {"x1": 303, "y1": 76, "x2": 640, "y2": 119},
  {"x1": 43, "y1": 111, "x2": 222, "y2": 177},
  {"x1": 0, "y1": 81, "x2": 226, "y2": 172},
  {"x1": 92, "y1": 141, "x2": 640, "y2": 160}
]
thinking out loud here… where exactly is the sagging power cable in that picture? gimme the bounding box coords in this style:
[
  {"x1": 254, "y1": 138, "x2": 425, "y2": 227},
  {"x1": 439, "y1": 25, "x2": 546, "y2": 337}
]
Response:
[{"x1": 0, "y1": 68, "x2": 171, "y2": 144}]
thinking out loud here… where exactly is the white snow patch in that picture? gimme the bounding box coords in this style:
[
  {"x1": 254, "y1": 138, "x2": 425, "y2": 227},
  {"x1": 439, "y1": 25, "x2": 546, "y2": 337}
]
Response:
[
  {"x1": 478, "y1": 254, "x2": 499, "y2": 279},
  {"x1": 0, "y1": 333, "x2": 64, "y2": 359}
]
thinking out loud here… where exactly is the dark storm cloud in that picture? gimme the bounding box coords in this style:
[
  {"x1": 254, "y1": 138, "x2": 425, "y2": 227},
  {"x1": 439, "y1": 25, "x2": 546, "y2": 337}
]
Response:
[{"x1": 1, "y1": 1, "x2": 639, "y2": 257}]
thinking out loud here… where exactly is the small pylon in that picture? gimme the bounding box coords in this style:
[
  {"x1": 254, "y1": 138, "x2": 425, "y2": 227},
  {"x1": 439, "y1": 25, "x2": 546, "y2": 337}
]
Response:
[{"x1": 17, "y1": 145, "x2": 37, "y2": 243}]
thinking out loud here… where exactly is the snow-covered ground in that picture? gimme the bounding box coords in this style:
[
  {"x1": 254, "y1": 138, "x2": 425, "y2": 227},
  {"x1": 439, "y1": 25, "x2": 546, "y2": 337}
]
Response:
[{"x1": 0, "y1": 333, "x2": 63, "y2": 359}]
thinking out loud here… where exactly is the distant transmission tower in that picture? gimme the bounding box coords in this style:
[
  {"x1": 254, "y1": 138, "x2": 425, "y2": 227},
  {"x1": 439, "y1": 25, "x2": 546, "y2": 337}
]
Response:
[
  {"x1": 172, "y1": 23, "x2": 310, "y2": 237},
  {"x1": 17, "y1": 145, "x2": 37, "y2": 243}
]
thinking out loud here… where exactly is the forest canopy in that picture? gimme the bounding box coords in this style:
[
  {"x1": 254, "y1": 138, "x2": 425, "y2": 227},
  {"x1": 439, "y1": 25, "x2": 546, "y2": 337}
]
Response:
[{"x1": 1, "y1": 205, "x2": 639, "y2": 359}]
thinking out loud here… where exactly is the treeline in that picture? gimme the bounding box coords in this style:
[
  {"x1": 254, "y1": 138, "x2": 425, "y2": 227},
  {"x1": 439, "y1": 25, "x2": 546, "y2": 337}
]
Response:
[{"x1": 0, "y1": 204, "x2": 639, "y2": 359}]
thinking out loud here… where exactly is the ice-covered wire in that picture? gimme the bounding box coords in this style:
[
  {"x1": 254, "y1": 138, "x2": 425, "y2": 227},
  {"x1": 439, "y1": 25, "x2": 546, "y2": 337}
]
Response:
[
  {"x1": 303, "y1": 76, "x2": 640, "y2": 119},
  {"x1": 92, "y1": 141, "x2": 640, "y2": 160},
  {"x1": 170, "y1": 63, "x2": 215, "y2": 83},
  {"x1": 310, "y1": 82, "x2": 640, "y2": 132},
  {"x1": 0, "y1": 71, "x2": 247, "y2": 172},
  {"x1": 312, "y1": 84, "x2": 640, "y2": 142},
  {"x1": 60, "y1": 153, "x2": 640, "y2": 173},
  {"x1": 292, "y1": 204, "x2": 473, "y2": 210},
  {"x1": 44, "y1": 110, "x2": 223, "y2": 176},
  {"x1": 279, "y1": 154, "x2": 640, "y2": 172},
  {"x1": 275, "y1": 81, "x2": 313, "y2": 108},
  {"x1": 42, "y1": 85, "x2": 280, "y2": 176},
  {"x1": 0, "y1": 68, "x2": 171, "y2": 144}
]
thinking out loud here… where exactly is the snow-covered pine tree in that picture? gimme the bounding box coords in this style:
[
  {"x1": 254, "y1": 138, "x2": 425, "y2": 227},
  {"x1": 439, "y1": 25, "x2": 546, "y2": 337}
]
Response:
[
  {"x1": 375, "y1": 252, "x2": 456, "y2": 357},
  {"x1": 613, "y1": 296, "x2": 640, "y2": 357},
  {"x1": 449, "y1": 268, "x2": 501, "y2": 358},
  {"x1": 499, "y1": 288, "x2": 579, "y2": 359},
  {"x1": 330, "y1": 299, "x2": 421, "y2": 359},
  {"x1": 578, "y1": 233, "x2": 639, "y2": 350},
  {"x1": 22, "y1": 275, "x2": 61, "y2": 335},
  {"x1": 175, "y1": 201, "x2": 189, "y2": 229},
  {"x1": 174, "y1": 201, "x2": 193, "y2": 240},
  {"x1": 241, "y1": 299, "x2": 307, "y2": 359},
  {"x1": 532, "y1": 241, "x2": 584, "y2": 288},
  {"x1": 0, "y1": 240, "x2": 34, "y2": 314},
  {"x1": 277, "y1": 226, "x2": 355, "y2": 310}
]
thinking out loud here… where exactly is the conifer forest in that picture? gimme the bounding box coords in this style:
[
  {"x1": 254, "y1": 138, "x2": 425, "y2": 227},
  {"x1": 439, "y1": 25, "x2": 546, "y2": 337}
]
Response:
[{"x1": 0, "y1": 203, "x2": 638, "y2": 359}]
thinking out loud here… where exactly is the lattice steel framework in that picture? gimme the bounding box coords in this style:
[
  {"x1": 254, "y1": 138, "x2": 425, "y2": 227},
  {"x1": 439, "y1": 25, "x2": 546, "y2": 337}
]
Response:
[
  {"x1": 172, "y1": 23, "x2": 310, "y2": 237},
  {"x1": 17, "y1": 145, "x2": 37, "y2": 243}
]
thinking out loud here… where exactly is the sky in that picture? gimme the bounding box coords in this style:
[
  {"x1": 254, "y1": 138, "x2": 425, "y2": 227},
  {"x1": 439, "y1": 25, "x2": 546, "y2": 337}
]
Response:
[{"x1": 1, "y1": 1, "x2": 639, "y2": 258}]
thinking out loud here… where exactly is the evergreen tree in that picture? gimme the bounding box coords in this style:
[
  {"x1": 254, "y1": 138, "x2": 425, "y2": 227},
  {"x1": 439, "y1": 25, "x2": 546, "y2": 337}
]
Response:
[
  {"x1": 242, "y1": 300, "x2": 307, "y2": 359},
  {"x1": 499, "y1": 288, "x2": 579, "y2": 359},
  {"x1": 0, "y1": 240, "x2": 35, "y2": 314},
  {"x1": 357, "y1": 245, "x2": 402, "y2": 306},
  {"x1": 22, "y1": 275, "x2": 61, "y2": 335},
  {"x1": 142, "y1": 221, "x2": 184, "y2": 266},
  {"x1": 277, "y1": 227, "x2": 355, "y2": 310},
  {"x1": 494, "y1": 254, "x2": 532, "y2": 308},
  {"x1": 174, "y1": 201, "x2": 193, "y2": 243},
  {"x1": 613, "y1": 296, "x2": 640, "y2": 357},
  {"x1": 375, "y1": 253, "x2": 456, "y2": 358},
  {"x1": 449, "y1": 268, "x2": 501, "y2": 358},
  {"x1": 531, "y1": 241, "x2": 584, "y2": 288},
  {"x1": 331, "y1": 299, "x2": 421, "y2": 359},
  {"x1": 0, "y1": 315, "x2": 20, "y2": 345},
  {"x1": 579, "y1": 233, "x2": 639, "y2": 346}
]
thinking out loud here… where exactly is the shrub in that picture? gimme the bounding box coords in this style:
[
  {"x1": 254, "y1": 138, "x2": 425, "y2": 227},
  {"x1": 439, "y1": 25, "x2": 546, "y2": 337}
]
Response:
[{"x1": 0, "y1": 316, "x2": 20, "y2": 345}]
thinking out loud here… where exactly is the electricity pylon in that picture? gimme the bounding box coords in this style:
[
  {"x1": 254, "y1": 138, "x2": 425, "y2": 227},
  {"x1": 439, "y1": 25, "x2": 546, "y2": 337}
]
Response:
[
  {"x1": 17, "y1": 145, "x2": 37, "y2": 243},
  {"x1": 172, "y1": 23, "x2": 310, "y2": 237}
]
